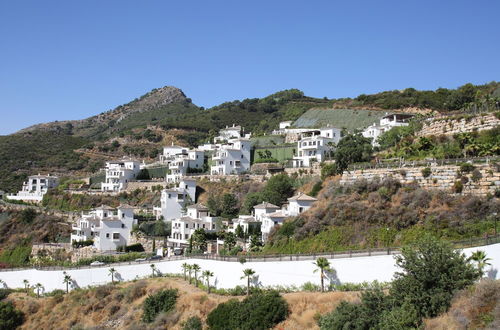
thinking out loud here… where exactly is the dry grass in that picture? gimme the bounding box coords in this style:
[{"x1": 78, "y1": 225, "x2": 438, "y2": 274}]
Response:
[
  {"x1": 8, "y1": 276, "x2": 360, "y2": 330},
  {"x1": 277, "y1": 291, "x2": 360, "y2": 330},
  {"x1": 424, "y1": 279, "x2": 500, "y2": 330}
]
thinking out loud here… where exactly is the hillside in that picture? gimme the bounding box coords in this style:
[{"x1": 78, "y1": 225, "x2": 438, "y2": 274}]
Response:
[
  {"x1": 1, "y1": 81, "x2": 499, "y2": 193},
  {"x1": 264, "y1": 177, "x2": 500, "y2": 254},
  {"x1": 7, "y1": 277, "x2": 359, "y2": 330}
]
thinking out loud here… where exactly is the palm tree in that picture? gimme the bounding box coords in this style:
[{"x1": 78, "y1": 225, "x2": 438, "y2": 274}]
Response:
[
  {"x1": 241, "y1": 268, "x2": 256, "y2": 296},
  {"x1": 202, "y1": 270, "x2": 214, "y2": 293},
  {"x1": 187, "y1": 265, "x2": 193, "y2": 284},
  {"x1": 181, "y1": 262, "x2": 189, "y2": 281},
  {"x1": 23, "y1": 279, "x2": 29, "y2": 293},
  {"x1": 34, "y1": 283, "x2": 44, "y2": 298},
  {"x1": 150, "y1": 264, "x2": 157, "y2": 278},
  {"x1": 109, "y1": 268, "x2": 117, "y2": 284},
  {"x1": 192, "y1": 264, "x2": 201, "y2": 286},
  {"x1": 63, "y1": 271, "x2": 72, "y2": 294},
  {"x1": 313, "y1": 257, "x2": 332, "y2": 292},
  {"x1": 469, "y1": 250, "x2": 492, "y2": 277}
]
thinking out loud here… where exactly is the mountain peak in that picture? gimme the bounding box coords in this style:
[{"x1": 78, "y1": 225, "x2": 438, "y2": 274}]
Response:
[{"x1": 126, "y1": 86, "x2": 188, "y2": 112}]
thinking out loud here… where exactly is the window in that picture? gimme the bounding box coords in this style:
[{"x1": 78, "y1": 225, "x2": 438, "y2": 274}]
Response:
[
  {"x1": 185, "y1": 223, "x2": 188, "y2": 228},
  {"x1": 122, "y1": 213, "x2": 125, "y2": 218},
  {"x1": 230, "y1": 161, "x2": 233, "y2": 165},
  {"x1": 299, "y1": 207, "x2": 304, "y2": 213},
  {"x1": 106, "y1": 233, "x2": 110, "y2": 238},
  {"x1": 184, "y1": 234, "x2": 189, "y2": 239},
  {"x1": 202, "y1": 224, "x2": 205, "y2": 229},
  {"x1": 113, "y1": 233, "x2": 120, "y2": 240},
  {"x1": 212, "y1": 224, "x2": 216, "y2": 230},
  {"x1": 241, "y1": 155, "x2": 244, "y2": 159},
  {"x1": 121, "y1": 224, "x2": 125, "y2": 228}
]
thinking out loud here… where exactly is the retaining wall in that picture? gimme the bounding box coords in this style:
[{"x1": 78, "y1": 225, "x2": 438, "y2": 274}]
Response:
[
  {"x1": 1, "y1": 244, "x2": 498, "y2": 292},
  {"x1": 340, "y1": 163, "x2": 500, "y2": 196},
  {"x1": 417, "y1": 113, "x2": 500, "y2": 137}
]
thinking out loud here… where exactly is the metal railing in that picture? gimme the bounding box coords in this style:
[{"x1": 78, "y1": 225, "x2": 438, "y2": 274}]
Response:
[{"x1": 3, "y1": 234, "x2": 497, "y2": 273}]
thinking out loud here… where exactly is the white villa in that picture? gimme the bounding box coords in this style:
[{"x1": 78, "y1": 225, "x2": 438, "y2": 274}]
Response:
[
  {"x1": 71, "y1": 204, "x2": 137, "y2": 251},
  {"x1": 362, "y1": 113, "x2": 414, "y2": 147},
  {"x1": 7, "y1": 174, "x2": 59, "y2": 203},
  {"x1": 101, "y1": 159, "x2": 140, "y2": 192},
  {"x1": 259, "y1": 193, "x2": 318, "y2": 242},
  {"x1": 169, "y1": 204, "x2": 219, "y2": 247},
  {"x1": 291, "y1": 127, "x2": 341, "y2": 167},
  {"x1": 272, "y1": 120, "x2": 293, "y2": 135},
  {"x1": 214, "y1": 124, "x2": 251, "y2": 143},
  {"x1": 229, "y1": 215, "x2": 261, "y2": 235},
  {"x1": 211, "y1": 138, "x2": 252, "y2": 175},
  {"x1": 160, "y1": 144, "x2": 205, "y2": 183},
  {"x1": 159, "y1": 178, "x2": 197, "y2": 221}
]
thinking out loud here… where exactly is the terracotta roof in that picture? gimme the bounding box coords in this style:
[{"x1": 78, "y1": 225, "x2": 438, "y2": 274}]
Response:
[
  {"x1": 95, "y1": 205, "x2": 115, "y2": 210},
  {"x1": 187, "y1": 203, "x2": 209, "y2": 211},
  {"x1": 253, "y1": 202, "x2": 280, "y2": 209},
  {"x1": 288, "y1": 192, "x2": 317, "y2": 202},
  {"x1": 118, "y1": 204, "x2": 134, "y2": 209},
  {"x1": 268, "y1": 211, "x2": 287, "y2": 218}
]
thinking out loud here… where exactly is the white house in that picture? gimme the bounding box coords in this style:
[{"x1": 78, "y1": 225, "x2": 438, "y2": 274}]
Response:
[
  {"x1": 259, "y1": 193, "x2": 318, "y2": 242},
  {"x1": 160, "y1": 144, "x2": 205, "y2": 183},
  {"x1": 160, "y1": 178, "x2": 197, "y2": 221},
  {"x1": 211, "y1": 139, "x2": 252, "y2": 175},
  {"x1": 291, "y1": 127, "x2": 341, "y2": 167},
  {"x1": 101, "y1": 159, "x2": 140, "y2": 192},
  {"x1": 287, "y1": 192, "x2": 318, "y2": 215},
  {"x1": 7, "y1": 174, "x2": 59, "y2": 203},
  {"x1": 213, "y1": 124, "x2": 251, "y2": 143},
  {"x1": 70, "y1": 204, "x2": 137, "y2": 251},
  {"x1": 272, "y1": 121, "x2": 294, "y2": 135},
  {"x1": 362, "y1": 113, "x2": 414, "y2": 147},
  {"x1": 169, "y1": 204, "x2": 219, "y2": 247},
  {"x1": 229, "y1": 215, "x2": 261, "y2": 235}
]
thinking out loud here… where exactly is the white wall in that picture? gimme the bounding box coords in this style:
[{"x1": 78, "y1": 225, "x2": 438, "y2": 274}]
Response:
[{"x1": 1, "y1": 244, "x2": 498, "y2": 293}]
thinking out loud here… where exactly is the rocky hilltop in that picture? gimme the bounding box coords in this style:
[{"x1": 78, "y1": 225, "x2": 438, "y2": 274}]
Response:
[{"x1": 18, "y1": 86, "x2": 190, "y2": 137}]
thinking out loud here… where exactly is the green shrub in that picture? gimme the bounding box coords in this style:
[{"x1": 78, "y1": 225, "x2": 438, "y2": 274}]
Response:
[
  {"x1": 453, "y1": 180, "x2": 464, "y2": 193},
  {"x1": 117, "y1": 243, "x2": 145, "y2": 253},
  {"x1": 72, "y1": 239, "x2": 93, "y2": 248},
  {"x1": 182, "y1": 316, "x2": 203, "y2": 330},
  {"x1": 309, "y1": 181, "x2": 323, "y2": 197},
  {"x1": 142, "y1": 289, "x2": 178, "y2": 323},
  {"x1": 20, "y1": 208, "x2": 37, "y2": 224},
  {"x1": 321, "y1": 163, "x2": 338, "y2": 180},
  {"x1": 390, "y1": 237, "x2": 480, "y2": 319},
  {"x1": 207, "y1": 291, "x2": 289, "y2": 330},
  {"x1": 0, "y1": 289, "x2": 12, "y2": 301},
  {"x1": 421, "y1": 167, "x2": 432, "y2": 178},
  {"x1": 0, "y1": 301, "x2": 24, "y2": 329},
  {"x1": 459, "y1": 162, "x2": 475, "y2": 173}
]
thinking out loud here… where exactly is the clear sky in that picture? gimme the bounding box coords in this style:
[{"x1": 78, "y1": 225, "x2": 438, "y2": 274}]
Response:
[{"x1": 0, "y1": 1, "x2": 498, "y2": 135}]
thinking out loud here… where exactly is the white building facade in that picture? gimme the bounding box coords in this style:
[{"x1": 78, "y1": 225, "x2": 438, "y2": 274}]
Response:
[
  {"x1": 291, "y1": 127, "x2": 341, "y2": 167},
  {"x1": 362, "y1": 113, "x2": 414, "y2": 147},
  {"x1": 7, "y1": 174, "x2": 59, "y2": 203},
  {"x1": 160, "y1": 178, "x2": 197, "y2": 221},
  {"x1": 71, "y1": 205, "x2": 137, "y2": 251},
  {"x1": 169, "y1": 204, "x2": 219, "y2": 247},
  {"x1": 159, "y1": 144, "x2": 205, "y2": 183},
  {"x1": 259, "y1": 193, "x2": 317, "y2": 242},
  {"x1": 211, "y1": 139, "x2": 251, "y2": 175},
  {"x1": 101, "y1": 160, "x2": 140, "y2": 192}
]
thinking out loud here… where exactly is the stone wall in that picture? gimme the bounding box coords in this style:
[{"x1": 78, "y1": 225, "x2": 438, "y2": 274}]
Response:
[
  {"x1": 129, "y1": 233, "x2": 167, "y2": 253},
  {"x1": 340, "y1": 163, "x2": 500, "y2": 196},
  {"x1": 417, "y1": 113, "x2": 500, "y2": 137},
  {"x1": 125, "y1": 181, "x2": 168, "y2": 192}
]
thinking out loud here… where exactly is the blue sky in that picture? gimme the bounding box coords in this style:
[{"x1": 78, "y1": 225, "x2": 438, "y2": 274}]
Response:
[{"x1": 0, "y1": 1, "x2": 498, "y2": 135}]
